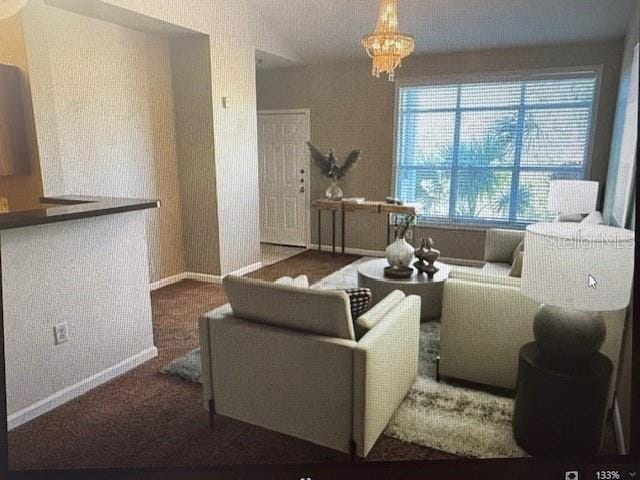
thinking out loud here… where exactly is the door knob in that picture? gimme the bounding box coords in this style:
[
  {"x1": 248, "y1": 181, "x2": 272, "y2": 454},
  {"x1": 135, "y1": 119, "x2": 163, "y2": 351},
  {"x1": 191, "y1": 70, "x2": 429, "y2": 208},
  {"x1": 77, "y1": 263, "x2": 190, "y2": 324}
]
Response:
[
  {"x1": 300, "y1": 169, "x2": 306, "y2": 174},
  {"x1": 299, "y1": 186, "x2": 306, "y2": 193}
]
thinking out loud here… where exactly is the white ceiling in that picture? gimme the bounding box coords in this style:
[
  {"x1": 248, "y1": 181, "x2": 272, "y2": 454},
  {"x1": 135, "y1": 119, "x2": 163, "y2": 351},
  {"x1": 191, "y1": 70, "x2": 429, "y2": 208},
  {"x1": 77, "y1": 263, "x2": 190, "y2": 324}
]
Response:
[{"x1": 252, "y1": 0, "x2": 636, "y2": 68}]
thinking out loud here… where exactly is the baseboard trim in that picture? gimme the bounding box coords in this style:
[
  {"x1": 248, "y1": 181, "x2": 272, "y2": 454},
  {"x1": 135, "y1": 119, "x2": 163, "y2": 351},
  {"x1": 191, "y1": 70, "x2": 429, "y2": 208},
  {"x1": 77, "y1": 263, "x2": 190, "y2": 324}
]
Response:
[
  {"x1": 150, "y1": 272, "x2": 219, "y2": 289},
  {"x1": 150, "y1": 273, "x2": 189, "y2": 291},
  {"x1": 230, "y1": 261, "x2": 263, "y2": 277},
  {"x1": 613, "y1": 397, "x2": 627, "y2": 455},
  {"x1": 151, "y1": 262, "x2": 265, "y2": 290},
  {"x1": 308, "y1": 245, "x2": 483, "y2": 268},
  {"x1": 8, "y1": 346, "x2": 158, "y2": 431},
  {"x1": 312, "y1": 245, "x2": 387, "y2": 257},
  {"x1": 185, "y1": 272, "x2": 223, "y2": 284},
  {"x1": 151, "y1": 251, "x2": 482, "y2": 290}
]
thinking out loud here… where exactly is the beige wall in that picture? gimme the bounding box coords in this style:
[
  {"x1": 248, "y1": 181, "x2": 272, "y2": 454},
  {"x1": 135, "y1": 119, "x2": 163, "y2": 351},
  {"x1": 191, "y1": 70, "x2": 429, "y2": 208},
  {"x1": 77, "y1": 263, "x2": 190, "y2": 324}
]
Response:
[
  {"x1": 0, "y1": 13, "x2": 44, "y2": 211},
  {"x1": 2, "y1": 212, "x2": 155, "y2": 427},
  {"x1": 170, "y1": 36, "x2": 221, "y2": 275},
  {"x1": 21, "y1": 1, "x2": 185, "y2": 282},
  {"x1": 98, "y1": 0, "x2": 266, "y2": 275},
  {"x1": 257, "y1": 41, "x2": 625, "y2": 260},
  {"x1": 18, "y1": 0, "x2": 268, "y2": 278}
]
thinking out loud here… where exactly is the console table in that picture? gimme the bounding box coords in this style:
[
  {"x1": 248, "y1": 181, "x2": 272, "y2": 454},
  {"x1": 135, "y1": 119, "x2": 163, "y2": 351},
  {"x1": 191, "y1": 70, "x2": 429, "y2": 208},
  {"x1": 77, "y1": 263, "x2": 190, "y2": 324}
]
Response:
[{"x1": 312, "y1": 199, "x2": 416, "y2": 253}]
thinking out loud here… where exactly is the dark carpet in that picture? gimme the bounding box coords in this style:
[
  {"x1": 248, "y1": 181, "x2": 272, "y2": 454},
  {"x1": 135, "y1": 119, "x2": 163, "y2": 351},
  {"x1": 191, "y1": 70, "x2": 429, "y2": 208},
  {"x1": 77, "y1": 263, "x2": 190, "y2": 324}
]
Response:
[{"x1": 8, "y1": 250, "x2": 456, "y2": 471}]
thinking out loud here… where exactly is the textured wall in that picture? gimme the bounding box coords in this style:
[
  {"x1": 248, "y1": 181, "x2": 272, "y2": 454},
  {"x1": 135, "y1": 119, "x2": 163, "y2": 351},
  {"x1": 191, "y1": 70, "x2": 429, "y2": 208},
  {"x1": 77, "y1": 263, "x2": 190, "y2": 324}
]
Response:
[
  {"x1": 21, "y1": 0, "x2": 267, "y2": 277},
  {"x1": 257, "y1": 40, "x2": 624, "y2": 260},
  {"x1": 21, "y1": 1, "x2": 185, "y2": 282},
  {"x1": 170, "y1": 36, "x2": 221, "y2": 275},
  {"x1": 1, "y1": 213, "x2": 155, "y2": 421},
  {"x1": 0, "y1": 13, "x2": 44, "y2": 211},
  {"x1": 97, "y1": 0, "x2": 266, "y2": 275}
]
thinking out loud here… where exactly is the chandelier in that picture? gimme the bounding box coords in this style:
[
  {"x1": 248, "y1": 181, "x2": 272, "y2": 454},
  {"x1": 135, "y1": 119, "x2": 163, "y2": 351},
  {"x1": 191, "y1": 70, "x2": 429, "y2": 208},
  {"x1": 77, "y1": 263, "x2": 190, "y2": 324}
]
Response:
[
  {"x1": 0, "y1": 0, "x2": 28, "y2": 19},
  {"x1": 361, "y1": 0, "x2": 415, "y2": 82}
]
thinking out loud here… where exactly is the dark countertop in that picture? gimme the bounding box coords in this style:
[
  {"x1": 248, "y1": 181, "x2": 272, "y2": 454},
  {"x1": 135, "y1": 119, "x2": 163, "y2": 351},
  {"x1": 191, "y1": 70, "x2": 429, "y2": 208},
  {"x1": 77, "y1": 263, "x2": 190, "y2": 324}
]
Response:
[{"x1": 0, "y1": 195, "x2": 159, "y2": 231}]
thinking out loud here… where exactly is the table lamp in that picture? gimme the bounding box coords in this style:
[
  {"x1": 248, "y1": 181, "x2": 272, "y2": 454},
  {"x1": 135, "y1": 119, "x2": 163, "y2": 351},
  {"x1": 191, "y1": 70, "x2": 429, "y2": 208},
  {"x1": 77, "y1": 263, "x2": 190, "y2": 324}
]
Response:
[
  {"x1": 521, "y1": 222, "x2": 635, "y2": 363},
  {"x1": 548, "y1": 180, "x2": 599, "y2": 222}
]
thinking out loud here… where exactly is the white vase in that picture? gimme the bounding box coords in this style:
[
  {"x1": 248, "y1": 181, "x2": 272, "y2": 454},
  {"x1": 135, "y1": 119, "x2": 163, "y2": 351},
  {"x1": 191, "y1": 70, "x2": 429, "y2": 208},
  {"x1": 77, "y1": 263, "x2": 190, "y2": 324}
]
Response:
[
  {"x1": 386, "y1": 237, "x2": 414, "y2": 268},
  {"x1": 325, "y1": 180, "x2": 344, "y2": 200}
]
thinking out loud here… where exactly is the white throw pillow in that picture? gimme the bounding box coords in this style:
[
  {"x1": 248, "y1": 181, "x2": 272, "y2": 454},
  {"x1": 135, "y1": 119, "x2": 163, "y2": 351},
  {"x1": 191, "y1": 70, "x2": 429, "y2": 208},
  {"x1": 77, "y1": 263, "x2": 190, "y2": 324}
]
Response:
[{"x1": 581, "y1": 211, "x2": 605, "y2": 225}]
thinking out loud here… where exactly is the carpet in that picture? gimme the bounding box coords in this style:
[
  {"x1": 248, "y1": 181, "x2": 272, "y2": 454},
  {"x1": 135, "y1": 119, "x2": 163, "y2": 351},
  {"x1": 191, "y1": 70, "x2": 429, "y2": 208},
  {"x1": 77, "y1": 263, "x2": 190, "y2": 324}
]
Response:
[{"x1": 163, "y1": 258, "x2": 526, "y2": 459}]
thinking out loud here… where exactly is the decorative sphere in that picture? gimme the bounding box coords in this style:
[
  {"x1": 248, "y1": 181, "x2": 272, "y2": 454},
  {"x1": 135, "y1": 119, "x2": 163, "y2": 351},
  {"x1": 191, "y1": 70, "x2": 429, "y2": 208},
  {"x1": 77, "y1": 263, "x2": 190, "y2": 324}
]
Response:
[{"x1": 533, "y1": 305, "x2": 606, "y2": 361}]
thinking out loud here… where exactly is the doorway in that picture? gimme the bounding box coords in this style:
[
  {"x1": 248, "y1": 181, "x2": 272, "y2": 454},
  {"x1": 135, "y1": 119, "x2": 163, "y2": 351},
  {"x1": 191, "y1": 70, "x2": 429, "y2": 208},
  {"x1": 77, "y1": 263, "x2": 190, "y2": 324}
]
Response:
[{"x1": 257, "y1": 109, "x2": 311, "y2": 247}]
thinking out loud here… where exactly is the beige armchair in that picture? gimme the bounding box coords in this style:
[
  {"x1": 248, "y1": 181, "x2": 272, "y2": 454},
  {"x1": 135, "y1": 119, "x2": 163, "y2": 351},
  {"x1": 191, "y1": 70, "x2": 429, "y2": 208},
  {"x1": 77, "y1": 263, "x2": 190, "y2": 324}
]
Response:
[
  {"x1": 198, "y1": 275, "x2": 421, "y2": 457},
  {"x1": 439, "y1": 229, "x2": 626, "y2": 407}
]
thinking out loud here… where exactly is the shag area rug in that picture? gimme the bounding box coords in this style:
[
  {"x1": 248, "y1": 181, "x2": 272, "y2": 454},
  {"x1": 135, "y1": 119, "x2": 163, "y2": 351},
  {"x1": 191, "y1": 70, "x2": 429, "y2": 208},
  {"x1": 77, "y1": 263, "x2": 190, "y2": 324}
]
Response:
[{"x1": 162, "y1": 258, "x2": 526, "y2": 459}]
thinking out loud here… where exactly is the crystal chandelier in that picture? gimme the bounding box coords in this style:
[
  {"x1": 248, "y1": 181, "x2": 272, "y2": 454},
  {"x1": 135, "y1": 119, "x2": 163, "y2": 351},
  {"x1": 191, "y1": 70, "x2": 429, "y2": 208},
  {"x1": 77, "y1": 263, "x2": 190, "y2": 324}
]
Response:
[
  {"x1": 0, "y1": 0, "x2": 28, "y2": 19},
  {"x1": 361, "y1": 0, "x2": 415, "y2": 82}
]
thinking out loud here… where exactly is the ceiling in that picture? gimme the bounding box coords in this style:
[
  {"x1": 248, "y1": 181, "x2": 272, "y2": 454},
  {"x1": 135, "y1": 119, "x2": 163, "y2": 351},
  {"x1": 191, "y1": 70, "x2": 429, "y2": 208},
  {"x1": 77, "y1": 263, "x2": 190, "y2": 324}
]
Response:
[{"x1": 251, "y1": 0, "x2": 636, "y2": 68}]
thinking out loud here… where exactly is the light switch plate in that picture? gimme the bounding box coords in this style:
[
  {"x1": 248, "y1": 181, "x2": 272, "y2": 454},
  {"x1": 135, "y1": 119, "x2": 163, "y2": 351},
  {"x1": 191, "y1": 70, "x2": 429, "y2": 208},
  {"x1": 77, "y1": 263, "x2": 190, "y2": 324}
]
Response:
[{"x1": 53, "y1": 323, "x2": 69, "y2": 345}]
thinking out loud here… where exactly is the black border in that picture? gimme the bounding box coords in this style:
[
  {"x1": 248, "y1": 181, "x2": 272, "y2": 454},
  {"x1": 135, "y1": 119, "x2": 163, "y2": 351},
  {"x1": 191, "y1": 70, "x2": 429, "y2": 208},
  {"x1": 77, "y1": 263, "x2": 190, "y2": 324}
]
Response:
[
  {"x1": 5, "y1": 456, "x2": 640, "y2": 480},
  {"x1": 631, "y1": 185, "x2": 639, "y2": 460}
]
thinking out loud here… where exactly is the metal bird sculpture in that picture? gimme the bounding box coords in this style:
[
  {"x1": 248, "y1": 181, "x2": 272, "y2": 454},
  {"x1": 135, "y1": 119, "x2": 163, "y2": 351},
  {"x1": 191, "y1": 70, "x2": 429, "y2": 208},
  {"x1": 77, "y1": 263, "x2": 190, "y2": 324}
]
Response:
[{"x1": 306, "y1": 142, "x2": 362, "y2": 180}]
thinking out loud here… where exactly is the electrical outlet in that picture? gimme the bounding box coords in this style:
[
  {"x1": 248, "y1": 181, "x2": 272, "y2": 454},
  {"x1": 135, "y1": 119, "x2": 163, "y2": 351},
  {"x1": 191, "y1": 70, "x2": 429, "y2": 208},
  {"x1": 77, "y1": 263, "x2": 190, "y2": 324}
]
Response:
[{"x1": 53, "y1": 323, "x2": 69, "y2": 345}]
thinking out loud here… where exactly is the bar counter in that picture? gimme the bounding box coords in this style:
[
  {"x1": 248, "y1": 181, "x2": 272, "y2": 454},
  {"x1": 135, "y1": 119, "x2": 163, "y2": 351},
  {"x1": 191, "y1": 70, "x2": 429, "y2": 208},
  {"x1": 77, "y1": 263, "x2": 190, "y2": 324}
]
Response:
[
  {"x1": 0, "y1": 195, "x2": 159, "y2": 433},
  {"x1": 0, "y1": 195, "x2": 159, "y2": 230}
]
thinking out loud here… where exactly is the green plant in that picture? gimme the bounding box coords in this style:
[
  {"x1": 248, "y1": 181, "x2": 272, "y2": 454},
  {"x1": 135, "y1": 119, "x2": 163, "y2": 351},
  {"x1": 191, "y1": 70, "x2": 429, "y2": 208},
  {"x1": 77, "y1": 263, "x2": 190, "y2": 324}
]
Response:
[
  {"x1": 419, "y1": 112, "x2": 541, "y2": 219},
  {"x1": 395, "y1": 213, "x2": 416, "y2": 238}
]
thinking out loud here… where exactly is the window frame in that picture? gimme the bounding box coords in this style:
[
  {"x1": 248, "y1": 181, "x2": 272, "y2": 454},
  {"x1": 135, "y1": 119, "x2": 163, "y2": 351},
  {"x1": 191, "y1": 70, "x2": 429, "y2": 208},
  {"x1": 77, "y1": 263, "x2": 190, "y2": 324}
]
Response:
[{"x1": 392, "y1": 66, "x2": 604, "y2": 230}]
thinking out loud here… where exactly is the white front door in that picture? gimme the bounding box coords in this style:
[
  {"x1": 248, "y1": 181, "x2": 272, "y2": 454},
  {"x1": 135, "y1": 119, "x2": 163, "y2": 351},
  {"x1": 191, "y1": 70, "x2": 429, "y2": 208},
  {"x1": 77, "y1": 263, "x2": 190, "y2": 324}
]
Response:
[{"x1": 258, "y1": 111, "x2": 310, "y2": 247}]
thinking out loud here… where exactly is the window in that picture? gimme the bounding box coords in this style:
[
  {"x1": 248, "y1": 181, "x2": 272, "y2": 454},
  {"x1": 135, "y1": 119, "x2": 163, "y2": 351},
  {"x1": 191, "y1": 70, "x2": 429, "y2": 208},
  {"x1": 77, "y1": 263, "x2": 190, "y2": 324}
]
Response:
[{"x1": 394, "y1": 70, "x2": 600, "y2": 227}]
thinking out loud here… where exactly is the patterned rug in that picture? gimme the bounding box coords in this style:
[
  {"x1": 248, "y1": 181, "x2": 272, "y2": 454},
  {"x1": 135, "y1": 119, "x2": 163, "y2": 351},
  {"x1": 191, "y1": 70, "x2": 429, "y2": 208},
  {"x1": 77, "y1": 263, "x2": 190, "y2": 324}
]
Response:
[{"x1": 162, "y1": 258, "x2": 526, "y2": 459}]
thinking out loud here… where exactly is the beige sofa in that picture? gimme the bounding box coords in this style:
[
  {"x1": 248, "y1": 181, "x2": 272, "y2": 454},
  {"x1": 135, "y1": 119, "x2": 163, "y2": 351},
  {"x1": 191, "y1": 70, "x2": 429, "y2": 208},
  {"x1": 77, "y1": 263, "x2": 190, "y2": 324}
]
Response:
[
  {"x1": 198, "y1": 275, "x2": 421, "y2": 458},
  {"x1": 439, "y1": 229, "x2": 626, "y2": 406}
]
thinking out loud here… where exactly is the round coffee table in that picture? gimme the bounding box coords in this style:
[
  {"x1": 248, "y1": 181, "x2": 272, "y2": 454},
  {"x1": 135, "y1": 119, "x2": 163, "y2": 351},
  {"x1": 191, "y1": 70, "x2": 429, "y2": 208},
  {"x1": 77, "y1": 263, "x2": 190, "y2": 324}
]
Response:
[{"x1": 357, "y1": 258, "x2": 451, "y2": 322}]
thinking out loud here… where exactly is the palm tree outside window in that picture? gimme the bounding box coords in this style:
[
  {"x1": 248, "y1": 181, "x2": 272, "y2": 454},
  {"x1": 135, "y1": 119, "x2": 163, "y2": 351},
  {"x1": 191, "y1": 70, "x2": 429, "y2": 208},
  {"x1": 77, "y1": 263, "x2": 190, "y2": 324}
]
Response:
[{"x1": 394, "y1": 70, "x2": 600, "y2": 227}]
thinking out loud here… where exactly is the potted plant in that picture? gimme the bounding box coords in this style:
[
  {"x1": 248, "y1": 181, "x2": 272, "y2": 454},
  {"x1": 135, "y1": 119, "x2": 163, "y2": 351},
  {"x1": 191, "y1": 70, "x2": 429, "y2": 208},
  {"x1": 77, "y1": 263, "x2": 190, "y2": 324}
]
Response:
[{"x1": 307, "y1": 142, "x2": 362, "y2": 200}]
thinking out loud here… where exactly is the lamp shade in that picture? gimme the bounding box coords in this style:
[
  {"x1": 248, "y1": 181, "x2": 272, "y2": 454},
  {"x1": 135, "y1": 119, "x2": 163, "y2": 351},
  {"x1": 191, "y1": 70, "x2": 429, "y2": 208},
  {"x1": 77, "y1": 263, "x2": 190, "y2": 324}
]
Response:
[
  {"x1": 0, "y1": 0, "x2": 28, "y2": 19},
  {"x1": 521, "y1": 222, "x2": 635, "y2": 311},
  {"x1": 548, "y1": 180, "x2": 599, "y2": 214}
]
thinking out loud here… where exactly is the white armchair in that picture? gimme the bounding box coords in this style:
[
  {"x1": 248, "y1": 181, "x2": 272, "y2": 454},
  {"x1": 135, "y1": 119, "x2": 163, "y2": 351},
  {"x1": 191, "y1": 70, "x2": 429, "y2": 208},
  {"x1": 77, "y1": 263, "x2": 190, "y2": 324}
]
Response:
[
  {"x1": 198, "y1": 275, "x2": 421, "y2": 457},
  {"x1": 439, "y1": 229, "x2": 626, "y2": 407}
]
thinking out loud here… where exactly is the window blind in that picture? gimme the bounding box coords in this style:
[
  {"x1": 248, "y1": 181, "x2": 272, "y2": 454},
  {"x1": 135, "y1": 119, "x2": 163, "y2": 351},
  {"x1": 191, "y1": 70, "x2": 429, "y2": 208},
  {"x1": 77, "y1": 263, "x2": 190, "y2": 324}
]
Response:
[{"x1": 394, "y1": 72, "x2": 599, "y2": 227}]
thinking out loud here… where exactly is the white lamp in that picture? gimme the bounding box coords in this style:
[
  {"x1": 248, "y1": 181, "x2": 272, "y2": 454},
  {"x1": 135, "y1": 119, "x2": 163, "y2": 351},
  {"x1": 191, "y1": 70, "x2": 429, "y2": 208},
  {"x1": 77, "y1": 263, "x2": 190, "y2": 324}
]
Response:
[
  {"x1": 521, "y1": 222, "x2": 634, "y2": 361},
  {"x1": 0, "y1": 0, "x2": 28, "y2": 20},
  {"x1": 548, "y1": 180, "x2": 599, "y2": 221}
]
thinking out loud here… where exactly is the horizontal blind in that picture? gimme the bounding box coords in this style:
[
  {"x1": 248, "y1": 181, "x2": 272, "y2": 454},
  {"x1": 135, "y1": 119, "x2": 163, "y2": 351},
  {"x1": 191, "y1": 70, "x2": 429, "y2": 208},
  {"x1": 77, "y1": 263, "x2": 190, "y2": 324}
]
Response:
[{"x1": 395, "y1": 72, "x2": 598, "y2": 227}]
